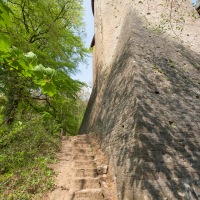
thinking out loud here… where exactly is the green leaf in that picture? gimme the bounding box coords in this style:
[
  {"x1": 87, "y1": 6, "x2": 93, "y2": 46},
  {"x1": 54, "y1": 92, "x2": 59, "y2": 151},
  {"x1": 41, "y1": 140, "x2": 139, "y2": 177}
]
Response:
[
  {"x1": 0, "y1": 33, "x2": 11, "y2": 52},
  {"x1": 32, "y1": 64, "x2": 46, "y2": 79},
  {"x1": 24, "y1": 52, "x2": 38, "y2": 66},
  {"x1": 10, "y1": 46, "x2": 23, "y2": 56},
  {"x1": 0, "y1": 1, "x2": 12, "y2": 27},
  {"x1": 18, "y1": 58, "x2": 31, "y2": 74},
  {"x1": 41, "y1": 82, "x2": 57, "y2": 97},
  {"x1": 45, "y1": 67, "x2": 55, "y2": 75},
  {"x1": 37, "y1": 79, "x2": 47, "y2": 86}
]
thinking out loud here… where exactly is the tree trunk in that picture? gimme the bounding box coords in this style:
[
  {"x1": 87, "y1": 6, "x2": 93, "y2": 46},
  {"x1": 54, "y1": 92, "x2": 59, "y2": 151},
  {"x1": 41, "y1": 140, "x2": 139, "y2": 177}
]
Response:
[{"x1": 4, "y1": 82, "x2": 23, "y2": 124}]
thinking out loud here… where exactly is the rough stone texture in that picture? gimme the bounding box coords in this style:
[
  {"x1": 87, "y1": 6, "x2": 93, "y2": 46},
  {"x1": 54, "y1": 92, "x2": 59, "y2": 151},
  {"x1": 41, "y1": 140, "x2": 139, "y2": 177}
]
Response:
[
  {"x1": 196, "y1": 1, "x2": 200, "y2": 13},
  {"x1": 45, "y1": 135, "x2": 117, "y2": 200},
  {"x1": 79, "y1": 0, "x2": 200, "y2": 199}
]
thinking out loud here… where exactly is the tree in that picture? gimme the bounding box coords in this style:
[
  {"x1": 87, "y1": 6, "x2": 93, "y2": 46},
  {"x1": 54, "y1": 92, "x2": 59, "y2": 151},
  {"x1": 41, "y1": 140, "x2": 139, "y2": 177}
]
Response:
[
  {"x1": 0, "y1": 0, "x2": 88, "y2": 133},
  {"x1": 0, "y1": 1, "x2": 89, "y2": 198}
]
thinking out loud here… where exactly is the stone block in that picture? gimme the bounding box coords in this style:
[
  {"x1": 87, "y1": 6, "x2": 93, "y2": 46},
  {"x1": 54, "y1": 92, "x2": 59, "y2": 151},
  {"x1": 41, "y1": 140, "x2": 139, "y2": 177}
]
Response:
[{"x1": 97, "y1": 164, "x2": 108, "y2": 175}]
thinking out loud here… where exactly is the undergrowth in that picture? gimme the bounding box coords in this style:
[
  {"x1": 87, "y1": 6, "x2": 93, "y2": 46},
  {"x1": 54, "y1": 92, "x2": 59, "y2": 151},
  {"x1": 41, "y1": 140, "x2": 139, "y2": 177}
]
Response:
[{"x1": 0, "y1": 113, "x2": 61, "y2": 200}]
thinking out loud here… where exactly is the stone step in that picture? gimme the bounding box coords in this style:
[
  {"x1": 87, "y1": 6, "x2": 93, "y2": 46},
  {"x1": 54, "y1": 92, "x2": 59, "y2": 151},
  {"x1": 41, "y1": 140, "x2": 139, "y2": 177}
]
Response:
[
  {"x1": 64, "y1": 146, "x2": 73, "y2": 150},
  {"x1": 73, "y1": 155, "x2": 94, "y2": 161},
  {"x1": 75, "y1": 161, "x2": 96, "y2": 168},
  {"x1": 74, "y1": 140, "x2": 90, "y2": 144},
  {"x1": 74, "y1": 148, "x2": 93, "y2": 154},
  {"x1": 75, "y1": 137, "x2": 89, "y2": 140},
  {"x1": 73, "y1": 188, "x2": 104, "y2": 200},
  {"x1": 77, "y1": 143, "x2": 90, "y2": 146},
  {"x1": 74, "y1": 178, "x2": 100, "y2": 190},
  {"x1": 58, "y1": 157, "x2": 70, "y2": 161},
  {"x1": 63, "y1": 152, "x2": 73, "y2": 156},
  {"x1": 75, "y1": 169, "x2": 98, "y2": 178},
  {"x1": 76, "y1": 137, "x2": 89, "y2": 140},
  {"x1": 75, "y1": 139, "x2": 90, "y2": 143},
  {"x1": 57, "y1": 154, "x2": 71, "y2": 161},
  {"x1": 74, "y1": 143, "x2": 91, "y2": 148},
  {"x1": 75, "y1": 153, "x2": 93, "y2": 158},
  {"x1": 75, "y1": 134, "x2": 87, "y2": 136}
]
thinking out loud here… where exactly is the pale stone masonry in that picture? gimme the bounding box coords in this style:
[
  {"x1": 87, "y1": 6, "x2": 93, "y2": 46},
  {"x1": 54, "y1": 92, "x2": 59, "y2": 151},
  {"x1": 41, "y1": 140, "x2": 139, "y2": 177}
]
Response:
[{"x1": 80, "y1": 0, "x2": 200, "y2": 199}]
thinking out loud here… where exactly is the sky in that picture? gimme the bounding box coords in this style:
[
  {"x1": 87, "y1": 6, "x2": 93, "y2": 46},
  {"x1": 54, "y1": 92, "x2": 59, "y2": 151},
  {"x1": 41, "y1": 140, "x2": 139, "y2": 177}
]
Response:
[
  {"x1": 72, "y1": 0, "x2": 94, "y2": 86},
  {"x1": 73, "y1": 0, "x2": 198, "y2": 86}
]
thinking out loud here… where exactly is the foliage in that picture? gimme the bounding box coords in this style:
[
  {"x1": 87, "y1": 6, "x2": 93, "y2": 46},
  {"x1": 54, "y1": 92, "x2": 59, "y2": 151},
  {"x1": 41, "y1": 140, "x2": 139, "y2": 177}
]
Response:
[
  {"x1": 0, "y1": 112, "x2": 60, "y2": 199},
  {"x1": 4, "y1": 0, "x2": 87, "y2": 71},
  {"x1": 0, "y1": 0, "x2": 88, "y2": 132},
  {"x1": 0, "y1": 0, "x2": 89, "y2": 198}
]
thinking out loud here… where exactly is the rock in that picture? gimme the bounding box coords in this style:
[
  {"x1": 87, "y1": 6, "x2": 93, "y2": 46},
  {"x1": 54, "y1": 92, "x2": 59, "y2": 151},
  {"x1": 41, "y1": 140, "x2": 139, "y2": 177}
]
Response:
[
  {"x1": 97, "y1": 164, "x2": 108, "y2": 175},
  {"x1": 60, "y1": 186, "x2": 67, "y2": 190},
  {"x1": 101, "y1": 181, "x2": 108, "y2": 188},
  {"x1": 102, "y1": 164, "x2": 108, "y2": 174}
]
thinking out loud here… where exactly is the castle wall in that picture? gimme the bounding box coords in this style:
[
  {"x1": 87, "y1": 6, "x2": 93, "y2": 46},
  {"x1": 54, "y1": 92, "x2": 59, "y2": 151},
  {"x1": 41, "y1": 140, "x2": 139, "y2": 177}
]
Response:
[{"x1": 80, "y1": 1, "x2": 200, "y2": 199}]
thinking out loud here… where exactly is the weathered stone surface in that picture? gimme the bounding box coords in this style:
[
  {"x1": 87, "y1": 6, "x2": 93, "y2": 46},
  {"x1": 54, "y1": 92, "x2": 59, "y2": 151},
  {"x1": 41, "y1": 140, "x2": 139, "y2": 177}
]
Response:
[
  {"x1": 196, "y1": 1, "x2": 200, "y2": 14},
  {"x1": 74, "y1": 178, "x2": 100, "y2": 190},
  {"x1": 74, "y1": 188, "x2": 104, "y2": 200},
  {"x1": 97, "y1": 164, "x2": 108, "y2": 175},
  {"x1": 80, "y1": 0, "x2": 200, "y2": 199}
]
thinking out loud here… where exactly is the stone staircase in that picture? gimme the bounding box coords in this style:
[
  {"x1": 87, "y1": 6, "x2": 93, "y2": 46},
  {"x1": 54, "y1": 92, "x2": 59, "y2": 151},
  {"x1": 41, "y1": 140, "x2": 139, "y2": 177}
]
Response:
[
  {"x1": 46, "y1": 134, "x2": 117, "y2": 200},
  {"x1": 70, "y1": 135, "x2": 104, "y2": 200}
]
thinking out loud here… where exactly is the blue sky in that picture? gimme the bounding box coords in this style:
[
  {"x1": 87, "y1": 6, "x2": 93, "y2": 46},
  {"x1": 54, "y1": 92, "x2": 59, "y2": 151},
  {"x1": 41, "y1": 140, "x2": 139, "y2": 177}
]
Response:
[
  {"x1": 74, "y1": 0, "x2": 197, "y2": 85},
  {"x1": 73, "y1": 0, "x2": 94, "y2": 86}
]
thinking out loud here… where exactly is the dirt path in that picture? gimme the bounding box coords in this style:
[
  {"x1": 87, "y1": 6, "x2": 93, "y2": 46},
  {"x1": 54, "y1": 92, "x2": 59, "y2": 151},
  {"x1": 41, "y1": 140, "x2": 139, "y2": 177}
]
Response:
[{"x1": 45, "y1": 134, "x2": 118, "y2": 200}]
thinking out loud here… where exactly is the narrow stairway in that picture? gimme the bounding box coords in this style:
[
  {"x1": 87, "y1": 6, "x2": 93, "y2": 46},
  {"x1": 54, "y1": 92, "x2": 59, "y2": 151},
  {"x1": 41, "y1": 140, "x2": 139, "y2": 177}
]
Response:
[
  {"x1": 70, "y1": 134, "x2": 104, "y2": 200},
  {"x1": 46, "y1": 134, "x2": 117, "y2": 200}
]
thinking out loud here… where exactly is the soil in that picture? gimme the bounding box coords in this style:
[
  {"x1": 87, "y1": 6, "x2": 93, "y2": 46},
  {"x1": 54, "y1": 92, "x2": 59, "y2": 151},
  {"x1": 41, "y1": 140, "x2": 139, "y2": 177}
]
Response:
[{"x1": 44, "y1": 134, "x2": 118, "y2": 200}]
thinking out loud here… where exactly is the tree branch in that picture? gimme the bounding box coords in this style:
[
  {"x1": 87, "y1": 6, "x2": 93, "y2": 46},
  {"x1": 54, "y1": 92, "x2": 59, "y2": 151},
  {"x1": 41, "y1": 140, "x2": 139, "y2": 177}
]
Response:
[
  {"x1": 21, "y1": 1, "x2": 29, "y2": 33},
  {"x1": 30, "y1": 95, "x2": 57, "y2": 117}
]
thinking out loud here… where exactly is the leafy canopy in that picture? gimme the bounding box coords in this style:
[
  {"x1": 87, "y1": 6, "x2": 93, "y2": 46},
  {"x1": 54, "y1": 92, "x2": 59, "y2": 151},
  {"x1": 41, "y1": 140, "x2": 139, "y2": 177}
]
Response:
[{"x1": 0, "y1": 0, "x2": 89, "y2": 133}]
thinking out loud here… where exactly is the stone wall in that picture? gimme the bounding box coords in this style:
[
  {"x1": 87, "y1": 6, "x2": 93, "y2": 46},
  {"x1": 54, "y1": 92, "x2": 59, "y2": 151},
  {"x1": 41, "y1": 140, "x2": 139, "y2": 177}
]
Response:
[
  {"x1": 79, "y1": 0, "x2": 200, "y2": 199},
  {"x1": 196, "y1": 0, "x2": 200, "y2": 14}
]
